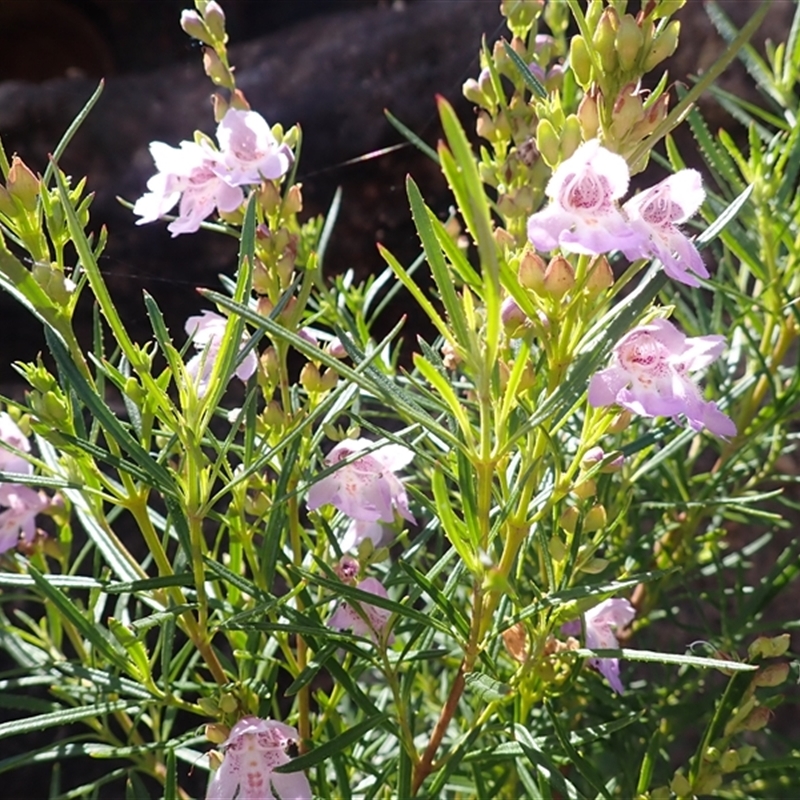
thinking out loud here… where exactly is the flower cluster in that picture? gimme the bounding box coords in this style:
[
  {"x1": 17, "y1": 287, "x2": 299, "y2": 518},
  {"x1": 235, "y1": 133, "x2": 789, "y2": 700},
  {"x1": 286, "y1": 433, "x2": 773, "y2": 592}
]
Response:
[
  {"x1": 527, "y1": 140, "x2": 733, "y2": 438},
  {"x1": 0, "y1": 413, "x2": 49, "y2": 554},
  {"x1": 307, "y1": 437, "x2": 415, "y2": 643},
  {"x1": 206, "y1": 717, "x2": 311, "y2": 800},
  {"x1": 527, "y1": 139, "x2": 707, "y2": 287},
  {"x1": 134, "y1": 108, "x2": 293, "y2": 236},
  {"x1": 588, "y1": 318, "x2": 736, "y2": 437}
]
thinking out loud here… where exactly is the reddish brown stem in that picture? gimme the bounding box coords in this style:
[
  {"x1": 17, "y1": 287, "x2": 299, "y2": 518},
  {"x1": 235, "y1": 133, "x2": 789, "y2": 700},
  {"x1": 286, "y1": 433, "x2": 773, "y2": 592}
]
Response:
[{"x1": 411, "y1": 661, "x2": 467, "y2": 795}]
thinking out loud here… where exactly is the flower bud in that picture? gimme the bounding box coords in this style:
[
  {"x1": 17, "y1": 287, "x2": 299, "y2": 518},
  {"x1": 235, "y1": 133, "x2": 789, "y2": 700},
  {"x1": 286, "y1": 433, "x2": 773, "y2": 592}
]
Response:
[
  {"x1": 203, "y1": 1, "x2": 227, "y2": 42},
  {"x1": 300, "y1": 362, "x2": 322, "y2": 392},
  {"x1": 211, "y1": 92, "x2": 229, "y2": 123},
  {"x1": 753, "y1": 662, "x2": 790, "y2": 688},
  {"x1": 261, "y1": 347, "x2": 279, "y2": 382},
  {"x1": 609, "y1": 409, "x2": 632, "y2": 433},
  {"x1": 519, "y1": 251, "x2": 547, "y2": 292},
  {"x1": 476, "y1": 111, "x2": 496, "y2": 141},
  {"x1": 643, "y1": 20, "x2": 680, "y2": 71},
  {"x1": 257, "y1": 181, "x2": 281, "y2": 215},
  {"x1": 577, "y1": 92, "x2": 600, "y2": 140},
  {"x1": 230, "y1": 89, "x2": 251, "y2": 111},
  {"x1": 585, "y1": 0, "x2": 603, "y2": 30},
  {"x1": 593, "y1": 8, "x2": 619, "y2": 74},
  {"x1": 559, "y1": 505, "x2": 579, "y2": 533},
  {"x1": 669, "y1": 772, "x2": 692, "y2": 797},
  {"x1": 502, "y1": 622, "x2": 528, "y2": 662},
  {"x1": 631, "y1": 93, "x2": 670, "y2": 140},
  {"x1": 653, "y1": 0, "x2": 686, "y2": 19},
  {"x1": 740, "y1": 705, "x2": 770, "y2": 732},
  {"x1": 180, "y1": 10, "x2": 214, "y2": 45},
  {"x1": 569, "y1": 35, "x2": 593, "y2": 88},
  {"x1": 544, "y1": 256, "x2": 575, "y2": 297},
  {"x1": 319, "y1": 368, "x2": 339, "y2": 392},
  {"x1": 7, "y1": 157, "x2": 40, "y2": 212},
  {"x1": 325, "y1": 338, "x2": 347, "y2": 358},
  {"x1": 262, "y1": 400, "x2": 284, "y2": 428},
  {"x1": 549, "y1": 535, "x2": 567, "y2": 561},
  {"x1": 748, "y1": 633, "x2": 791, "y2": 660},
  {"x1": 704, "y1": 746, "x2": 721, "y2": 763},
  {"x1": 616, "y1": 15, "x2": 644, "y2": 72},
  {"x1": 478, "y1": 67, "x2": 497, "y2": 105},
  {"x1": 694, "y1": 774, "x2": 723, "y2": 796},
  {"x1": 283, "y1": 184, "x2": 303, "y2": 215},
  {"x1": 205, "y1": 724, "x2": 229, "y2": 745},
  {"x1": 560, "y1": 115, "x2": 582, "y2": 160},
  {"x1": 501, "y1": 296, "x2": 527, "y2": 332},
  {"x1": 256, "y1": 295, "x2": 274, "y2": 317},
  {"x1": 218, "y1": 692, "x2": 237, "y2": 713},
  {"x1": 203, "y1": 48, "x2": 233, "y2": 89},
  {"x1": 585, "y1": 255, "x2": 614, "y2": 296},
  {"x1": 500, "y1": 0, "x2": 544, "y2": 36},
  {"x1": 441, "y1": 340, "x2": 461, "y2": 370},
  {"x1": 463, "y1": 78, "x2": 484, "y2": 106},
  {"x1": 611, "y1": 84, "x2": 645, "y2": 140},
  {"x1": 583, "y1": 504, "x2": 607, "y2": 533},
  {"x1": 736, "y1": 745, "x2": 757, "y2": 766},
  {"x1": 581, "y1": 446, "x2": 624, "y2": 473},
  {"x1": 719, "y1": 749, "x2": 739, "y2": 773},
  {"x1": 572, "y1": 478, "x2": 596, "y2": 499},
  {"x1": 493, "y1": 226, "x2": 515, "y2": 250},
  {"x1": 536, "y1": 118, "x2": 560, "y2": 168}
]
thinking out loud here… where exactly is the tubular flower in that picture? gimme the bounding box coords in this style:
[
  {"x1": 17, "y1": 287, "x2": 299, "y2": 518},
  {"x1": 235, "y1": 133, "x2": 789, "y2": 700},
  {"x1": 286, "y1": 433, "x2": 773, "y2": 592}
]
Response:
[
  {"x1": 184, "y1": 310, "x2": 259, "y2": 396},
  {"x1": 328, "y1": 577, "x2": 394, "y2": 644},
  {"x1": 306, "y1": 438, "x2": 415, "y2": 524},
  {"x1": 588, "y1": 318, "x2": 736, "y2": 438},
  {"x1": 562, "y1": 597, "x2": 635, "y2": 694},
  {"x1": 0, "y1": 413, "x2": 32, "y2": 476},
  {"x1": 206, "y1": 717, "x2": 311, "y2": 800},
  {"x1": 133, "y1": 141, "x2": 244, "y2": 236},
  {"x1": 214, "y1": 109, "x2": 294, "y2": 186},
  {"x1": 620, "y1": 169, "x2": 709, "y2": 286},
  {"x1": 526, "y1": 139, "x2": 635, "y2": 255},
  {"x1": 0, "y1": 485, "x2": 48, "y2": 554}
]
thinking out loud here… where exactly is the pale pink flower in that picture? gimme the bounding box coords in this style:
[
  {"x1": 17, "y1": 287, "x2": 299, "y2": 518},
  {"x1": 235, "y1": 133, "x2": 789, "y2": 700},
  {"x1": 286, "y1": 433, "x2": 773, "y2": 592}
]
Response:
[
  {"x1": 0, "y1": 413, "x2": 32, "y2": 477},
  {"x1": 562, "y1": 597, "x2": 635, "y2": 694},
  {"x1": 620, "y1": 170, "x2": 709, "y2": 286},
  {"x1": 133, "y1": 140, "x2": 244, "y2": 236},
  {"x1": 328, "y1": 577, "x2": 394, "y2": 644},
  {"x1": 588, "y1": 318, "x2": 735, "y2": 438},
  {"x1": 527, "y1": 139, "x2": 636, "y2": 255},
  {"x1": 214, "y1": 109, "x2": 294, "y2": 187},
  {"x1": 339, "y1": 519, "x2": 389, "y2": 553},
  {"x1": 206, "y1": 717, "x2": 310, "y2": 800},
  {"x1": 185, "y1": 310, "x2": 259, "y2": 396},
  {"x1": 0, "y1": 485, "x2": 48, "y2": 554},
  {"x1": 306, "y1": 438, "x2": 415, "y2": 524}
]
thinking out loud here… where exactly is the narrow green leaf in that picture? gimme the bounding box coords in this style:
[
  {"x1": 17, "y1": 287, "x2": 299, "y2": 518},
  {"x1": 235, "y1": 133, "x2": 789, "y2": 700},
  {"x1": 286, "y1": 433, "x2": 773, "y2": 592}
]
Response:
[
  {"x1": 0, "y1": 699, "x2": 140, "y2": 741},
  {"x1": 575, "y1": 648, "x2": 757, "y2": 671},
  {"x1": 503, "y1": 40, "x2": 548, "y2": 98},
  {"x1": 384, "y1": 109, "x2": 440, "y2": 163},
  {"x1": 407, "y1": 176, "x2": 472, "y2": 347},
  {"x1": 27, "y1": 566, "x2": 129, "y2": 671}
]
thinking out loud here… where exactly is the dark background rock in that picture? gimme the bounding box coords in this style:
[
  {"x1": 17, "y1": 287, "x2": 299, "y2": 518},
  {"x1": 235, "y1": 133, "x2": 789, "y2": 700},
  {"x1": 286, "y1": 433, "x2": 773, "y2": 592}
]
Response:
[{"x1": 0, "y1": 0, "x2": 503, "y2": 383}]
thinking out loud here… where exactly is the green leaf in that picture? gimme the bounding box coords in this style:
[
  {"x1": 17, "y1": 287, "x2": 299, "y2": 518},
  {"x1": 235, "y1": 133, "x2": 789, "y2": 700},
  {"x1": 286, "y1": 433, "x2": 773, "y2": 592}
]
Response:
[
  {"x1": 384, "y1": 109, "x2": 440, "y2": 163},
  {"x1": 407, "y1": 176, "x2": 472, "y2": 347},
  {"x1": 503, "y1": 40, "x2": 548, "y2": 98},
  {"x1": 0, "y1": 699, "x2": 140, "y2": 741},
  {"x1": 27, "y1": 566, "x2": 130, "y2": 671},
  {"x1": 575, "y1": 648, "x2": 757, "y2": 671},
  {"x1": 465, "y1": 671, "x2": 510, "y2": 702},
  {"x1": 44, "y1": 328, "x2": 178, "y2": 498}
]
